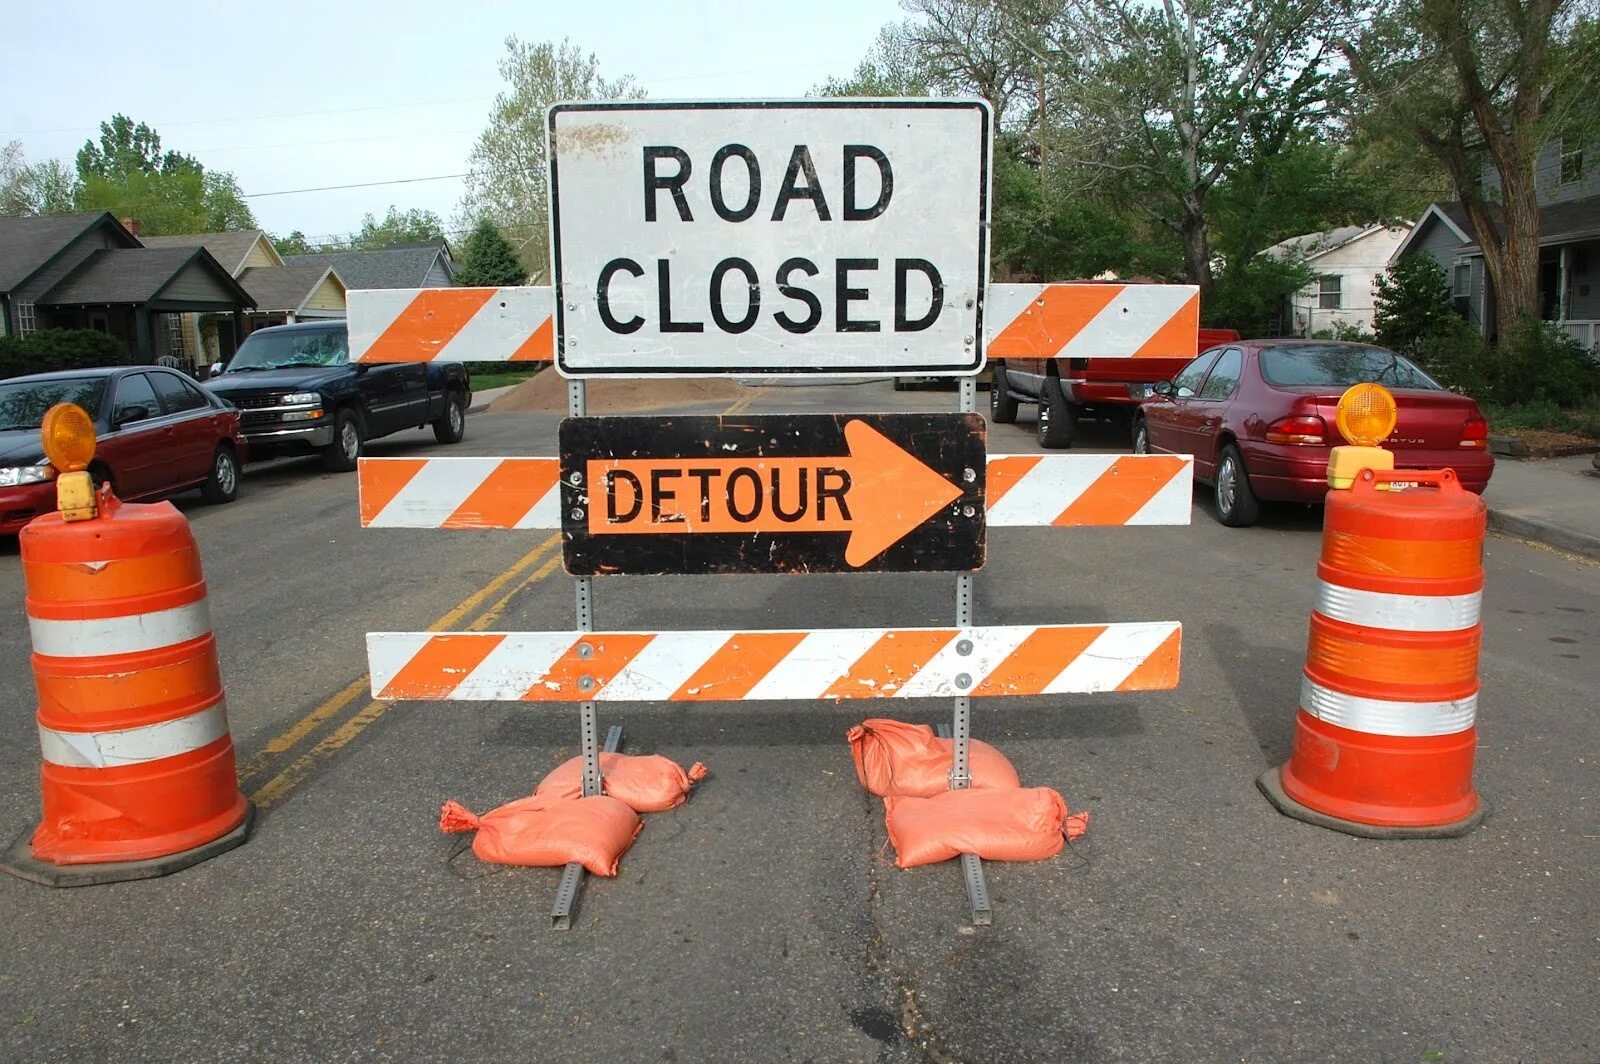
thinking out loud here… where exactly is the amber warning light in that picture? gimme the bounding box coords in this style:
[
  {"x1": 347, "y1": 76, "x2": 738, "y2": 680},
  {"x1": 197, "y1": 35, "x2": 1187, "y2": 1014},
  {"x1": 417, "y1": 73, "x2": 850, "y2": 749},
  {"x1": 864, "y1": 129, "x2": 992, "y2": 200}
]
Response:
[
  {"x1": 1326, "y1": 383, "x2": 1397, "y2": 489},
  {"x1": 40, "y1": 403, "x2": 99, "y2": 521}
]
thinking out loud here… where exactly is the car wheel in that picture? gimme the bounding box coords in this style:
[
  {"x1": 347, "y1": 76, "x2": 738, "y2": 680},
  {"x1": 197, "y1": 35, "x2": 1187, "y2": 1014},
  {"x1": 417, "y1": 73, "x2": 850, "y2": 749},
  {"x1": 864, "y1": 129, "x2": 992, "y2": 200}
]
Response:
[
  {"x1": 201, "y1": 445, "x2": 240, "y2": 504},
  {"x1": 1035, "y1": 379, "x2": 1075, "y2": 448},
  {"x1": 1131, "y1": 416, "x2": 1151, "y2": 455},
  {"x1": 1214, "y1": 444, "x2": 1261, "y2": 527},
  {"x1": 989, "y1": 363, "x2": 1019, "y2": 424},
  {"x1": 433, "y1": 391, "x2": 466, "y2": 444},
  {"x1": 322, "y1": 409, "x2": 364, "y2": 472}
]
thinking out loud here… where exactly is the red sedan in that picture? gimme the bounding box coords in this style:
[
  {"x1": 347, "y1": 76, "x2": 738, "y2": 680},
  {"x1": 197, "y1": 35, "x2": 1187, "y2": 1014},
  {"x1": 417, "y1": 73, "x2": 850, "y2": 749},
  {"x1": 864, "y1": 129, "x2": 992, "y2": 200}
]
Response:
[
  {"x1": 1133, "y1": 340, "x2": 1493, "y2": 526},
  {"x1": 0, "y1": 367, "x2": 246, "y2": 534}
]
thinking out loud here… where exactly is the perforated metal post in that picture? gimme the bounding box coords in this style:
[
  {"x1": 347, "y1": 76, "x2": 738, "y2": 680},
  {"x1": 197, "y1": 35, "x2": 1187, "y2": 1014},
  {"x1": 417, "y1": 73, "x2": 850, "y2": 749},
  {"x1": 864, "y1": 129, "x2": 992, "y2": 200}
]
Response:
[
  {"x1": 551, "y1": 725, "x2": 624, "y2": 930},
  {"x1": 551, "y1": 377, "x2": 618, "y2": 931},
  {"x1": 950, "y1": 375, "x2": 991, "y2": 925}
]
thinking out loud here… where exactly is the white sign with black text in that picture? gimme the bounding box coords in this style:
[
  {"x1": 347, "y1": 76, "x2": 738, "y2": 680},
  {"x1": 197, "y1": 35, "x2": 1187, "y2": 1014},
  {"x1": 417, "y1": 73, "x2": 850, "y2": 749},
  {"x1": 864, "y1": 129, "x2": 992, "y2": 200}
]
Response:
[{"x1": 548, "y1": 99, "x2": 991, "y2": 377}]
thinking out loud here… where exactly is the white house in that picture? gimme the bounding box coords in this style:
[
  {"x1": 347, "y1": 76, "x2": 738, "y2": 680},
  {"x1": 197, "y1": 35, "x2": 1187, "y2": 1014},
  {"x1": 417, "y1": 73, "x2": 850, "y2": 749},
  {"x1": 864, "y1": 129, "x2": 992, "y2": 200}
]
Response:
[{"x1": 1267, "y1": 224, "x2": 1412, "y2": 337}]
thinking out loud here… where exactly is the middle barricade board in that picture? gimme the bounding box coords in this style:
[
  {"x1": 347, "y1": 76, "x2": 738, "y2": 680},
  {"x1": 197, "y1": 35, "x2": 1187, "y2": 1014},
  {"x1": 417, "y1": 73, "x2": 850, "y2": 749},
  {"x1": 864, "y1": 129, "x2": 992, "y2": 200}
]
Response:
[{"x1": 559, "y1": 412, "x2": 987, "y2": 576}]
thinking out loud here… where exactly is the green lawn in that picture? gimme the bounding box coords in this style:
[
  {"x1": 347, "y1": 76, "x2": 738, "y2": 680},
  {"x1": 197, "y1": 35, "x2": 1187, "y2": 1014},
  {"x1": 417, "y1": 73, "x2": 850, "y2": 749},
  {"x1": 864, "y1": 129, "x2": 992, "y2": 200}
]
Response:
[{"x1": 468, "y1": 368, "x2": 543, "y2": 393}]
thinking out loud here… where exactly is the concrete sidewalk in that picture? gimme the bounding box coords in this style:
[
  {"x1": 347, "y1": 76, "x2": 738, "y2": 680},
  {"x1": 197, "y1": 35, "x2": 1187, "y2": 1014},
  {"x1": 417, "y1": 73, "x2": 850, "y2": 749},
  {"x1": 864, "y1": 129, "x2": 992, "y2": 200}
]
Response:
[
  {"x1": 467, "y1": 385, "x2": 515, "y2": 413},
  {"x1": 1484, "y1": 452, "x2": 1600, "y2": 560}
]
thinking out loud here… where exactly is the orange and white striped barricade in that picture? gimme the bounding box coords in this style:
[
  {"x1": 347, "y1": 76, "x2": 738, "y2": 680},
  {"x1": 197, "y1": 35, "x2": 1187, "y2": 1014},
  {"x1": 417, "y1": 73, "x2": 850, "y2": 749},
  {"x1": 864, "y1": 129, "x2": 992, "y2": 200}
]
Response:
[
  {"x1": 347, "y1": 289, "x2": 1200, "y2": 926},
  {"x1": 356, "y1": 453, "x2": 1194, "y2": 532},
  {"x1": 346, "y1": 282, "x2": 1199, "y2": 365},
  {"x1": 367, "y1": 623, "x2": 1182, "y2": 702},
  {"x1": 1, "y1": 495, "x2": 253, "y2": 887},
  {"x1": 1258, "y1": 468, "x2": 1487, "y2": 837},
  {"x1": 985, "y1": 283, "x2": 1200, "y2": 360}
]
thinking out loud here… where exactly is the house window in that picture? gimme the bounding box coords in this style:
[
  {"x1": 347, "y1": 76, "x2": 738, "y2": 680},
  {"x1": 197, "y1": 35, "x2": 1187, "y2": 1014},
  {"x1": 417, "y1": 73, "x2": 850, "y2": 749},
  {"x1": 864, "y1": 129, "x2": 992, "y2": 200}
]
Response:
[
  {"x1": 165, "y1": 314, "x2": 189, "y2": 359},
  {"x1": 1318, "y1": 276, "x2": 1342, "y2": 310},
  {"x1": 17, "y1": 301, "x2": 38, "y2": 337},
  {"x1": 1453, "y1": 263, "x2": 1471, "y2": 298},
  {"x1": 1561, "y1": 142, "x2": 1584, "y2": 184}
]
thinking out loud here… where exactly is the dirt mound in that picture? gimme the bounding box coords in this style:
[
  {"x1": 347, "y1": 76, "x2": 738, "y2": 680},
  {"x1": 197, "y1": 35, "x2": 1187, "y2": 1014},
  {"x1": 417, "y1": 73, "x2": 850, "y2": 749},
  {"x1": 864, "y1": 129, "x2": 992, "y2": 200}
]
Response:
[{"x1": 487, "y1": 370, "x2": 751, "y2": 414}]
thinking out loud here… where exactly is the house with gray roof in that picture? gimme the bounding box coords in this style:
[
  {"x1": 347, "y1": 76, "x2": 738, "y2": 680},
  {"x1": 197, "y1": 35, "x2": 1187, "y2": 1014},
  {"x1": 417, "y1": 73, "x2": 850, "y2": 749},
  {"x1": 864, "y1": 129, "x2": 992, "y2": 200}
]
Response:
[
  {"x1": 0, "y1": 211, "x2": 253, "y2": 368},
  {"x1": 139, "y1": 229, "x2": 349, "y2": 364},
  {"x1": 283, "y1": 240, "x2": 456, "y2": 290},
  {"x1": 1393, "y1": 136, "x2": 1600, "y2": 350},
  {"x1": 1266, "y1": 223, "x2": 1412, "y2": 337}
]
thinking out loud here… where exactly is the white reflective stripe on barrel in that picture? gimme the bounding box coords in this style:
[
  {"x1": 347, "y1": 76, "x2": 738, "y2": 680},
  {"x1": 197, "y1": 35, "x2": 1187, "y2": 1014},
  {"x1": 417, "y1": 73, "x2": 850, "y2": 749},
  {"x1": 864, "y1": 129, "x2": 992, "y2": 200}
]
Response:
[
  {"x1": 27, "y1": 598, "x2": 211, "y2": 657},
  {"x1": 1300, "y1": 676, "x2": 1477, "y2": 737},
  {"x1": 37, "y1": 700, "x2": 230, "y2": 769},
  {"x1": 1313, "y1": 580, "x2": 1480, "y2": 633}
]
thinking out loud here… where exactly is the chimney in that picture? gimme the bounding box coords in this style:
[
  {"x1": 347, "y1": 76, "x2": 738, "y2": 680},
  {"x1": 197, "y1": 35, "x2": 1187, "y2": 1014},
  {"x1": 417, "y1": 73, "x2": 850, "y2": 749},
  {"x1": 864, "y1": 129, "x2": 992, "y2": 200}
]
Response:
[{"x1": 121, "y1": 216, "x2": 141, "y2": 237}]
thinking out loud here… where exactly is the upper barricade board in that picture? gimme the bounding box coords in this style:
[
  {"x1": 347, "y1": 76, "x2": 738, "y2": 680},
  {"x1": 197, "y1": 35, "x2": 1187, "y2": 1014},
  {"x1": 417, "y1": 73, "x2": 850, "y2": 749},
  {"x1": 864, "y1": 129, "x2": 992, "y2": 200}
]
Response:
[{"x1": 548, "y1": 99, "x2": 991, "y2": 378}]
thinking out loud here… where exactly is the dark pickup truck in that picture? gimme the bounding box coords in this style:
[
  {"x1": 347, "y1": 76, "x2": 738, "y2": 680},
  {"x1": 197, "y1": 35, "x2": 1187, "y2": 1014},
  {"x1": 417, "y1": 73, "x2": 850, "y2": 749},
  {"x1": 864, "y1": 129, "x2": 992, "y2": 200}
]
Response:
[{"x1": 204, "y1": 321, "x2": 470, "y2": 471}]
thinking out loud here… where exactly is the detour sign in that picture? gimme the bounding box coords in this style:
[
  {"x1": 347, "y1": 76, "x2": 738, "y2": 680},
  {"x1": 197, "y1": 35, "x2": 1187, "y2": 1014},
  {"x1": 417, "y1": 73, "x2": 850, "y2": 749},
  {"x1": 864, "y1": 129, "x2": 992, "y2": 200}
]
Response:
[{"x1": 560, "y1": 413, "x2": 986, "y2": 575}]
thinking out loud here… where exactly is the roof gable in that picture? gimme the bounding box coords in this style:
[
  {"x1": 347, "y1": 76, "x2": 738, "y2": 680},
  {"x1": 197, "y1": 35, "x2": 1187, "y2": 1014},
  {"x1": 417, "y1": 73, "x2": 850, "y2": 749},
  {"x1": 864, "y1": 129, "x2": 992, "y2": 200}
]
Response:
[
  {"x1": 1266, "y1": 223, "x2": 1401, "y2": 263},
  {"x1": 281, "y1": 241, "x2": 454, "y2": 289},
  {"x1": 0, "y1": 211, "x2": 138, "y2": 293},
  {"x1": 237, "y1": 263, "x2": 344, "y2": 313},
  {"x1": 38, "y1": 246, "x2": 253, "y2": 306},
  {"x1": 138, "y1": 229, "x2": 281, "y2": 275}
]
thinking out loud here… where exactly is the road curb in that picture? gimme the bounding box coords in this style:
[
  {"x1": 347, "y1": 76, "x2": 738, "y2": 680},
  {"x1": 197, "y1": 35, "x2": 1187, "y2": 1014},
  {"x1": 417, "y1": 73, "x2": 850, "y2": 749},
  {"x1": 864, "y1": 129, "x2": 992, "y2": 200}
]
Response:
[{"x1": 1488, "y1": 508, "x2": 1600, "y2": 562}]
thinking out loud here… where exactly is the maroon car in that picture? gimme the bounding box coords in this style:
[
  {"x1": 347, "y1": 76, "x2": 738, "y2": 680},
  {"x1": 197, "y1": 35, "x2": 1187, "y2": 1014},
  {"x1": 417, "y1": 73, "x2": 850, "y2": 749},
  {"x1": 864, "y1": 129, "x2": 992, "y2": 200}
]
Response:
[
  {"x1": 1132, "y1": 340, "x2": 1493, "y2": 526},
  {"x1": 0, "y1": 366, "x2": 246, "y2": 534}
]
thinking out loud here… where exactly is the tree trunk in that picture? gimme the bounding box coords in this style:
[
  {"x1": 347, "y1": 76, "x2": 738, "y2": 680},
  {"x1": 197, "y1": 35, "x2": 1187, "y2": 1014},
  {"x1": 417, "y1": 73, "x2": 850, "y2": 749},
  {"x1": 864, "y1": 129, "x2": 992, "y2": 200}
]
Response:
[
  {"x1": 1480, "y1": 170, "x2": 1543, "y2": 339},
  {"x1": 1180, "y1": 207, "x2": 1212, "y2": 293}
]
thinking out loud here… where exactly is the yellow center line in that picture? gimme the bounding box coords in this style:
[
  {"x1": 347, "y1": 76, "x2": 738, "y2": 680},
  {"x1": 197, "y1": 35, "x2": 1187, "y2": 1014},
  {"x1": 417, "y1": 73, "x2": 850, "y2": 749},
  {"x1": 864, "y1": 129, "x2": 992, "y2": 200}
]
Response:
[{"x1": 237, "y1": 533, "x2": 561, "y2": 784}]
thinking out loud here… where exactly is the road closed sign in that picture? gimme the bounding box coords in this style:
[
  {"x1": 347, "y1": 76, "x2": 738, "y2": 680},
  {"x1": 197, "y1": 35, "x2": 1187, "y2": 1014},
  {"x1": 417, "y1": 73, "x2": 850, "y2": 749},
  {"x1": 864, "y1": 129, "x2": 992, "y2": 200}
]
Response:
[{"x1": 548, "y1": 100, "x2": 992, "y2": 377}]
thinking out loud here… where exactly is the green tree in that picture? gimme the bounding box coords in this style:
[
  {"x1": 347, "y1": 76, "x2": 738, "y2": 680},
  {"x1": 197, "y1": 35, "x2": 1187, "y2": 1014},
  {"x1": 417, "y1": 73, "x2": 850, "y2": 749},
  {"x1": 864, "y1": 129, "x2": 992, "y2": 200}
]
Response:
[
  {"x1": 1, "y1": 141, "x2": 76, "y2": 217},
  {"x1": 272, "y1": 229, "x2": 315, "y2": 256},
  {"x1": 454, "y1": 219, "x2": 528, "y2": 286},
  {"x1": 1373, "y1": 255, "x2": 1458, "y2": 359},
  {"x1": 351, "y1": 205, "x2": 445, "y2": 250},
  {"x1": 69, "y1": 114, "x2": 255, "y2": 234},
  {"x1": 458, "y1": 37, "x2": 645, "y2": 278},
  {"x1": 1341, "y1": 0, "x2": 1595, "y2": 336}
]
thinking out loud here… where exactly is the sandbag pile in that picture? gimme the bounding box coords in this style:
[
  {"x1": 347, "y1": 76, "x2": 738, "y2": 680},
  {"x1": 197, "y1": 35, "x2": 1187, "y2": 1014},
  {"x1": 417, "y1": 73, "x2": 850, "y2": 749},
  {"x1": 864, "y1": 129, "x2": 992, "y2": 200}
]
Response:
[
  {"x1": 848, "y1": 718, "x2": 1089, "y2": 869},
  {"x1": 439, "y1": 753, "x2": 708, "y2": 875}
]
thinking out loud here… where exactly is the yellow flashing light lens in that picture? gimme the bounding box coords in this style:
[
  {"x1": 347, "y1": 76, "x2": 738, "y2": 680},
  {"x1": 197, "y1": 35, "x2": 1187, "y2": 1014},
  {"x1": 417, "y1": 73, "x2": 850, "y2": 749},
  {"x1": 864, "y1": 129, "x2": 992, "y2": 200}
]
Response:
[
  {"x1": 40, "y1": 403, "x2": 97, "y2": 473},
  {"x1": 1335, "y1": 383, "x2": 1398, "y2": 448}
]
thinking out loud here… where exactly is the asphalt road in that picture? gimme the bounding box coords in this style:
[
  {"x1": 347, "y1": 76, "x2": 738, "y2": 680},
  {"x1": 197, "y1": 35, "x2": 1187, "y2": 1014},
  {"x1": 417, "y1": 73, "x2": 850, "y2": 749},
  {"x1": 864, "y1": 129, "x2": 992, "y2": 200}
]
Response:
[{"x1": 0, "y1": 379, "x2": 1596, "y2": 1063}]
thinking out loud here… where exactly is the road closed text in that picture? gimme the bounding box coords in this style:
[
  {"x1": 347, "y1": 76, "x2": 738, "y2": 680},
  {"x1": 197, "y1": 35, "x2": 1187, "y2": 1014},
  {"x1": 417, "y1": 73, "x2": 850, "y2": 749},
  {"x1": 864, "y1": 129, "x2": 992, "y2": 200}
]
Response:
[
  {"x1": 595, "y1": 145, "x2": 944, "y2": 337},
  {"x1": 549, "y1": 101, "x2": 990, "y2": 375}
]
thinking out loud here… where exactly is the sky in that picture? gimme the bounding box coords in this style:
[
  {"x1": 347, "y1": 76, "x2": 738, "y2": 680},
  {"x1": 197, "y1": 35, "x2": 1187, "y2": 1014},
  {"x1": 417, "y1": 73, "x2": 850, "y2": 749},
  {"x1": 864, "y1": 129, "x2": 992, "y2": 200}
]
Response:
[{"x1": 0, "y1": 0, "x2": 903, "y2": 243}]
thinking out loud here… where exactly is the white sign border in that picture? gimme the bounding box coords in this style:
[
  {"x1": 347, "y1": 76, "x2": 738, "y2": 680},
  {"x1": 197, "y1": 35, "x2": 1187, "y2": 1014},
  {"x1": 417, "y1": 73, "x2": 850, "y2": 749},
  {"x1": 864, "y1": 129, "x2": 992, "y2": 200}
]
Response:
[{"x1": 546, "y1": 98, "x2": 993, "y2": 379}]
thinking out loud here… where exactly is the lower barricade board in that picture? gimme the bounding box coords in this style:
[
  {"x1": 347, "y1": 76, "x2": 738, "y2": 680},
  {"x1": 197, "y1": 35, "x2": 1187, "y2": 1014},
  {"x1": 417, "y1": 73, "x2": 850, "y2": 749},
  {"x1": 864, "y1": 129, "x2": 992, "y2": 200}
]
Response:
[{"x1": 367, "y1": 622, "x2": 1181, "y2": 702}]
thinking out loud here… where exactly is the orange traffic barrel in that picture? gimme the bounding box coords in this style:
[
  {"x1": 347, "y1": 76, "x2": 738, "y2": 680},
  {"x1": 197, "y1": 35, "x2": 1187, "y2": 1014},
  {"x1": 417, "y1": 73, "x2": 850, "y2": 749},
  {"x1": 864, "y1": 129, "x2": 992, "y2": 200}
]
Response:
[
  {"x1": 1259, "y1": 467, "x2": 1487, "y2": 838},
  {"x1": 0, "y1": 495, "x2": 252, "y2": 886}
]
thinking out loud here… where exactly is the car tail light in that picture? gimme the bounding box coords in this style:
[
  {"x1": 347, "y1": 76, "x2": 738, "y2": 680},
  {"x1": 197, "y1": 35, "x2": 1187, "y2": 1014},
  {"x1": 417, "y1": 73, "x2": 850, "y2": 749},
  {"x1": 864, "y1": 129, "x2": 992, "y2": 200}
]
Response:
[
  {"x1": 1460, "y1": 416, "x2": 1488, "y2": 449},
  {"x1": 1265, "y1": 414, "x2": 1326, "y2": 445}
]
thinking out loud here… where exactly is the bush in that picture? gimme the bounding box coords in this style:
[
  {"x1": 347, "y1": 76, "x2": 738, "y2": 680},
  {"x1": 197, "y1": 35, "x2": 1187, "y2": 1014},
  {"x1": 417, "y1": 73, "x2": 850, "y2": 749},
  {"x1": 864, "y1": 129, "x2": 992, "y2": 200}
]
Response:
[
  {"x1": 1374, "y1": 256, "x2": 1458, "y2": 361},
  {"x1": 1416, "y1": 319, "x2": 1495, "y2": 399},
  {"x1": 1491, "y1": 317, "x2": 1600, "y2": 407},
  {"x1": 0, "y1": 328, "x2": 131, "y2": 379},
  {"x1": 1206, "y1": 255, "x2": 1312, "y2": 337}
]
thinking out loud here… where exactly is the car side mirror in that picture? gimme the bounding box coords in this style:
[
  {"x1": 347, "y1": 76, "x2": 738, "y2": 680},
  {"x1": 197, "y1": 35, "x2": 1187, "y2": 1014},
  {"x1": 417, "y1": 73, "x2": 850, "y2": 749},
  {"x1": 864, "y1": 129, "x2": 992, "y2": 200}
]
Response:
[
  {"x1": 115, "y1": 405, "x2": 151, "y2": 429},
  {"x1": 209, "y1": 362, "x2": 224, "y2": 378},
  {"x1": 1151, "y1": 380, "x2": 1174, "y2": 398}
]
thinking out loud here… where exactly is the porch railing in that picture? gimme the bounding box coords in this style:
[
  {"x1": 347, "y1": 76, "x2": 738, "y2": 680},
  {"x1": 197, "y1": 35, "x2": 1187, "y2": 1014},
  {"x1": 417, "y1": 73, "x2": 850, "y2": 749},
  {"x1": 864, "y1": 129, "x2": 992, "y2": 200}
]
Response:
[{"x1": 1559, "y1": 319, "x2": 1600, "y2": 353}]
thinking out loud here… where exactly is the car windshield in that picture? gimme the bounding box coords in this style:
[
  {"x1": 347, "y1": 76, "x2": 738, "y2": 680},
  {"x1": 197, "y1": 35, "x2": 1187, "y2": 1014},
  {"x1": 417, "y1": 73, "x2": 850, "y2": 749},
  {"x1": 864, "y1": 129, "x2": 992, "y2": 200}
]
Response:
[
  {"x1": 0, "y1": 377, "x2": 108, "y2": 431},
  {"x1": 226, "y1": 328, "x2": 349, "y2": 371},
  {"x1": 1259, "y1": 344, "x2": 1441, "y2": 390}
]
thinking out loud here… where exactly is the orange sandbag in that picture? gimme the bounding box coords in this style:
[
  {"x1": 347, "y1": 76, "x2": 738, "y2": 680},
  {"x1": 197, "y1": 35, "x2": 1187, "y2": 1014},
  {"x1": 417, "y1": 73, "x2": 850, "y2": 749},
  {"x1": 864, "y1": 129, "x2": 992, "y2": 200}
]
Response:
[
  {"x1": 884, "y1": 787, "x2": 1090, "y2": 869},
  {"x1": 535, "y1": 753, "x2": 708, "y2": 813},
  {"x1": 439, "y1": 794, "x2": 642, "y2": 876},
  {"x1": 848, "y1": 718, "x2": 1021, "y2": 797}
]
